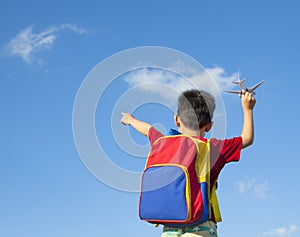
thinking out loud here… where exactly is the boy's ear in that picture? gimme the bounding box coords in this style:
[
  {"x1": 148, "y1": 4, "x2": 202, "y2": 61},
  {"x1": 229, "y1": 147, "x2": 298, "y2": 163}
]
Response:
[
  {"x1": 174, "y1": 115, "x2": 181, "y2": 127},
  {"x1": 205, "y1": 121, "x2": 213, "y2": 132}
]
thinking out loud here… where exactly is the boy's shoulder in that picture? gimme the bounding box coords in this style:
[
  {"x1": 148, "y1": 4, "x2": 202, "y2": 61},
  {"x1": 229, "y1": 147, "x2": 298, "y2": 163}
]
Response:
[
  {"x1": 148, "y1": 127, "x2": 164, "y2": 145},
  {"x1": 209, "y1": 136, "x2": 243, "y2": 164}
]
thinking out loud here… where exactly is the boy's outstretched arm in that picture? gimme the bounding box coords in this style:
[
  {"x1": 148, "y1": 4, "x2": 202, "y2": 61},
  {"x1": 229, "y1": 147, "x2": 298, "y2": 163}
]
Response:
[
  {"x1": 121, "y1": 112, "x2": 152, "y2": 136},
  {"x1": 241, "y1": 91, "x2": 256, "y2": 149}
]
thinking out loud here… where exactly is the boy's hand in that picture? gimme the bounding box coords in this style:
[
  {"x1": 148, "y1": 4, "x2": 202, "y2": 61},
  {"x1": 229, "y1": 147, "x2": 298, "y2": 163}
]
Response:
[
  {"x1": 241, "y1": 91, "x2": 256, "y2": 111},
  {"x1": 121, "y1": 112, "x2": 133, "y2": 125},
  {"x1": 120, "y1": 112, "x2": 152, "y2": 136}
]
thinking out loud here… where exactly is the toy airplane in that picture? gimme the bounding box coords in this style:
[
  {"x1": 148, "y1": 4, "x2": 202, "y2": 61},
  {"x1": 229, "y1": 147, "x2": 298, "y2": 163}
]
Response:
[{"x1": 224, "y1": 78, "x2": 264, "y2": 95}]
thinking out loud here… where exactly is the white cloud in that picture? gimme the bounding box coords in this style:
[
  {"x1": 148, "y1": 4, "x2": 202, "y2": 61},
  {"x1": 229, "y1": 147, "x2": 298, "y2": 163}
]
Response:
[
  {"x1": 259, "y1": 225, "x2": 298, "y2": 237},
  {"x1": 236, "y1": 177, "x2": 270, "y2": 200},
  {"x1": 124, "y1": 67, "x2": 191, "y2": 101},
  {"x1": 237, "y1": 177, "x2": 256, "y2": 194},
  {"x1": 124, "y1": 66, "x2": 240, "y2": 101},
  {"x1": 253, "y1": 180, "x2": 270, "y2": 199},
  {"x1": 189, "y1": 67, "x2": 240, "y2": 95},
  {"x1": 4, "y1": 23, "x2": 87, "y2": 63}
]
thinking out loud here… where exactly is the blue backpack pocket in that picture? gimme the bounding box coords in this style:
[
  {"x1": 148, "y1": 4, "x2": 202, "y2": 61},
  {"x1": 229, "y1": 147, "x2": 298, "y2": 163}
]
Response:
[{"x1": 139, "y1": 165, "x2": 191, "y2": 223}]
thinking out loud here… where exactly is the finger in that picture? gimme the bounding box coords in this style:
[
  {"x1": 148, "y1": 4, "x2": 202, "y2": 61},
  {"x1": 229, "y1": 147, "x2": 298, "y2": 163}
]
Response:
[{"x1": 245, "y1": 92, "x2": 252, "y2": 99}]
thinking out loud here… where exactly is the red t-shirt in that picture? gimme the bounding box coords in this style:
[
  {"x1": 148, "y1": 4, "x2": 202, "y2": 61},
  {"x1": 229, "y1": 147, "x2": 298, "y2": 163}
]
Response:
[{"x1": 148, "y1": 127, "x2": 243, "y2": 220}]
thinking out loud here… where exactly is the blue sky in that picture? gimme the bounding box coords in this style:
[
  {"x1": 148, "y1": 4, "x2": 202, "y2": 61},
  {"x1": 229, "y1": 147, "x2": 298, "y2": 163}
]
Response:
[{"x1": 1, "y1": 1, "x2": 300, "y2": 237}]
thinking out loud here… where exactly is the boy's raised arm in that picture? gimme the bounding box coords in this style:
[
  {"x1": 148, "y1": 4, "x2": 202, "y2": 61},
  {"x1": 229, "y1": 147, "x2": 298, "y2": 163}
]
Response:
[
  {"x1": 121, "y1": 112, "x2": 152, "y2": 136},
  {"x1": 240, "y1": 91, "x2": 256, "y2": 149}
]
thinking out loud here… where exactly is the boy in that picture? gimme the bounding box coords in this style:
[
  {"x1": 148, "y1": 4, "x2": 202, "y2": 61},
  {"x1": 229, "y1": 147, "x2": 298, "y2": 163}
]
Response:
[{"x1": 121, "y1": 89, "x2": 256, "y2": 237}]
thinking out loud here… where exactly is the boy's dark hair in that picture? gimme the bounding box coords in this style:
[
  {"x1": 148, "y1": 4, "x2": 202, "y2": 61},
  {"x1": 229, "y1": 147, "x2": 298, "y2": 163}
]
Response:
[{"x1": 177, "y1": 89, "x2": 216, "y2": 130}]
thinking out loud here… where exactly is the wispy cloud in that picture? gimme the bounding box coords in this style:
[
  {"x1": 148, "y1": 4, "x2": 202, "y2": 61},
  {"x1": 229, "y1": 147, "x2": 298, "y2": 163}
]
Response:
[
  {"x1": 236, "y1": 177, "x2": 270, "y2": 200},
  {"x1": 124, "y1": 66, "x2": 240, "y2": 101},
  {"x1": 258, "y1": 225, "x2": 298, "y2": 237},
  {"x1": 4, "y1": 23, "x2": 87, "y2": 63}
]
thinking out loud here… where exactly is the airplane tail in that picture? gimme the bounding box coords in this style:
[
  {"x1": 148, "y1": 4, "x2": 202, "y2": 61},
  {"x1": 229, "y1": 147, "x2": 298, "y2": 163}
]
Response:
[{"x1": 232, "y1": 78, "x2": 246, "y2": 85}]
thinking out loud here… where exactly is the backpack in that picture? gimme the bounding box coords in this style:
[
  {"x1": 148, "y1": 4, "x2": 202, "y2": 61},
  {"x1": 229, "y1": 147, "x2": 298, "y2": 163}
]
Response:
[{"x1": 138, "y1": 134, "x2": 221, "y2": 227}]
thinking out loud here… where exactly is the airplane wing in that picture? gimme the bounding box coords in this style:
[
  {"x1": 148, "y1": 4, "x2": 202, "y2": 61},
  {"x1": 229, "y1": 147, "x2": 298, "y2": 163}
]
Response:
[
  {"x1": 224, "y1": 90, "x2": 241, "y2": 94},
  {"x1": 249, "y1": 80, "x2": 264, "y2": 92}
]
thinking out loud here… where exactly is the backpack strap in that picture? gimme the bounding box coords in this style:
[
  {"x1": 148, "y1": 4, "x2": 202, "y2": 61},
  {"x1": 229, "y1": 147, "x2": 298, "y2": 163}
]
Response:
[
  {"x1": 211, "y1": 182, "x2": 222, "y2": 222},
  {"x1": 194, "y1": 138, "x2": 222, "y2": 223}
]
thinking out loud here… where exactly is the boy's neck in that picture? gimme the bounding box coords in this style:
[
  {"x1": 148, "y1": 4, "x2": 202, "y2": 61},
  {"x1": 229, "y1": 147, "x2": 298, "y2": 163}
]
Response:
[{"x1": 179, "y1": 126, "x2": 206, "y2": 137}]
